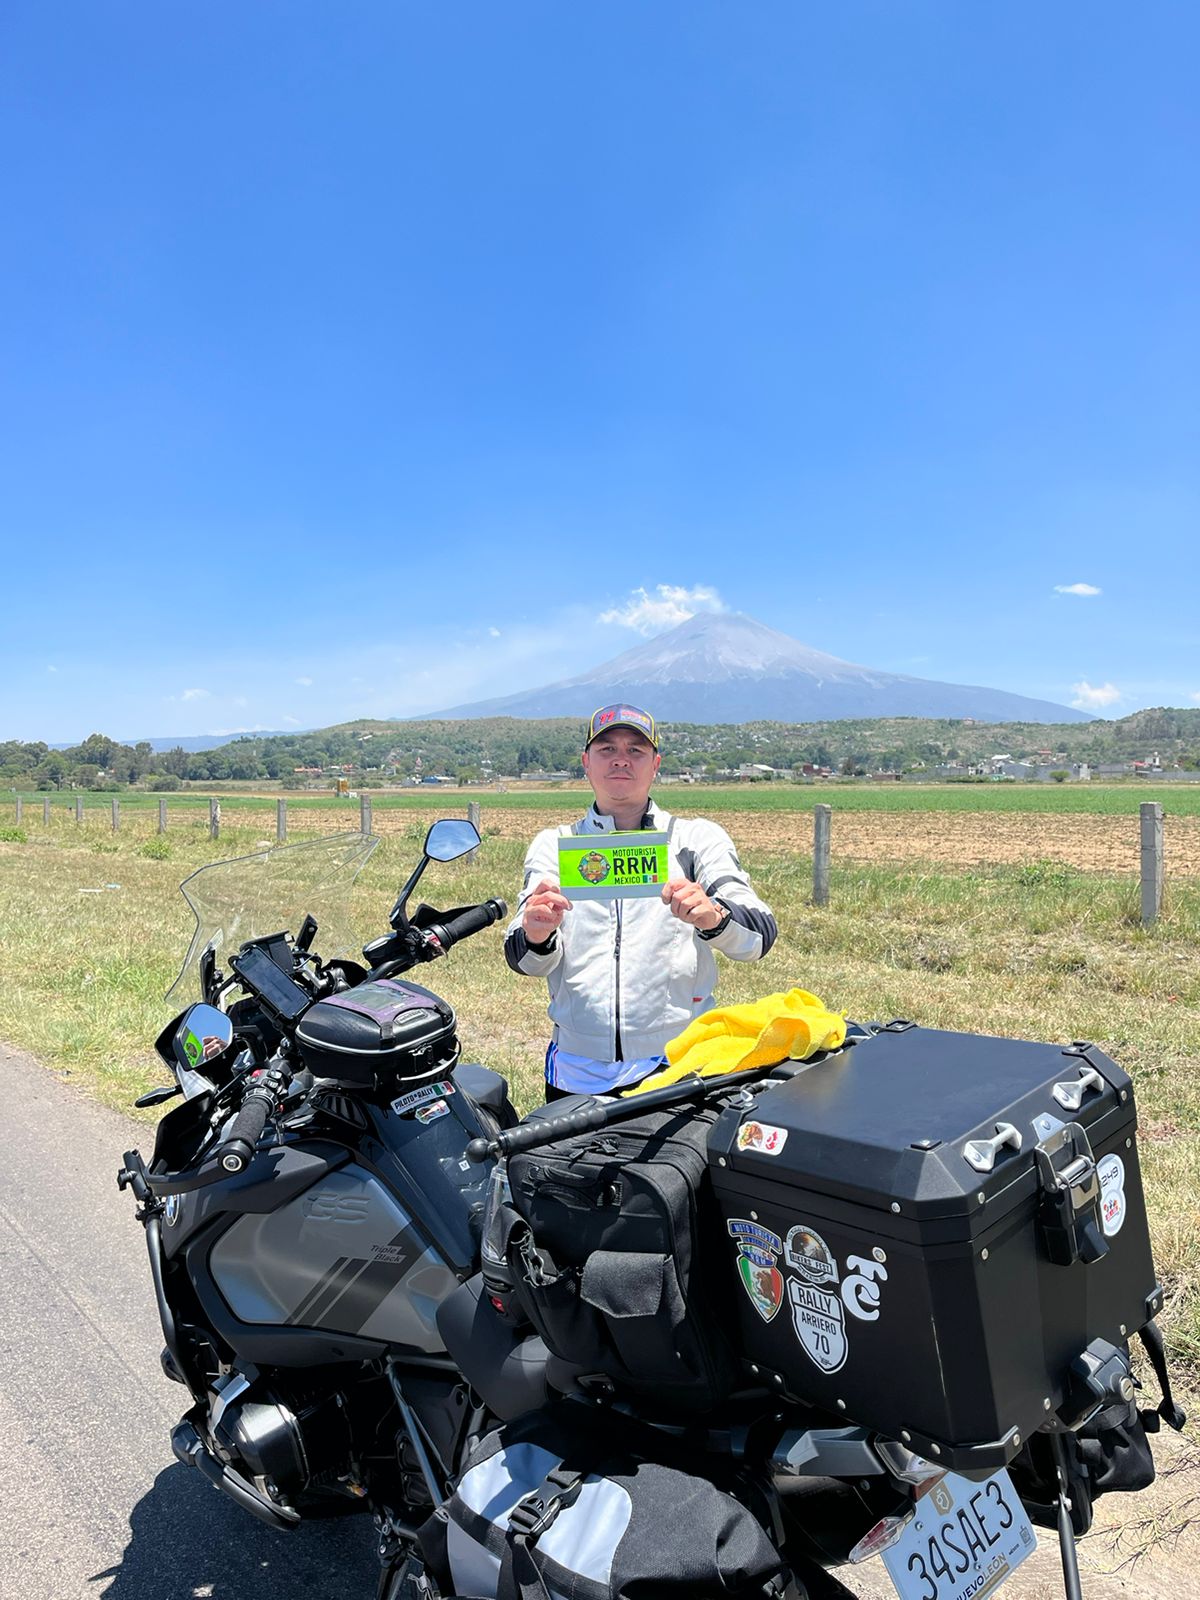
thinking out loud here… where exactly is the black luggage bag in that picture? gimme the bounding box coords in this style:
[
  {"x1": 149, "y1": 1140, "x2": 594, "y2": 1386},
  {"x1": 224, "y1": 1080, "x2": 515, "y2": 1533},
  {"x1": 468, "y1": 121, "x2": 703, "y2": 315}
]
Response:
[
  {"x1": 708, "y1": 1023, "x2": 1162, "y2": 1472},
  {"x1": 506, "y1": 1100, "x2": 740, "y2": 1414}
]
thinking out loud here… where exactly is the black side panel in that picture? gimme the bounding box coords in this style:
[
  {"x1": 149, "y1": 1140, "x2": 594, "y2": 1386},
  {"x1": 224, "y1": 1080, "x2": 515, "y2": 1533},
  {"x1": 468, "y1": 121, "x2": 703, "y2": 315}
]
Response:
[
  {"x1": 453, "y1": 1063, "x2": 517, "y2": 1126},
  {"x1": 436, "y1": 1276, "x2": 550, "y2": 1422}
]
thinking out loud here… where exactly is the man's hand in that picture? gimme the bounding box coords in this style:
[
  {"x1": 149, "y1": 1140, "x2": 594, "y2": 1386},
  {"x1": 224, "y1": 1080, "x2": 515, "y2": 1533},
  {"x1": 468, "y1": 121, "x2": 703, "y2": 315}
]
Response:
[
  {"x1": 662, "y1": 878, "x2": 724, "y2": 933},
  {"x1": 522, "y1": 878, "x2": 571, "y2": 944}
]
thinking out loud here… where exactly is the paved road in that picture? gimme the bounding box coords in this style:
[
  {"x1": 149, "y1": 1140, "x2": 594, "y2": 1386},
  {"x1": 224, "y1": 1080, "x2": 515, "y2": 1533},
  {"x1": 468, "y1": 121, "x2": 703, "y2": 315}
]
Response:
[
  {"x1": 0, "y1": 1041, "x2": 378, "y2": 1600},
  {"x1": 2, "y1": 1040, "x2": 1194, "y2": 1600}
]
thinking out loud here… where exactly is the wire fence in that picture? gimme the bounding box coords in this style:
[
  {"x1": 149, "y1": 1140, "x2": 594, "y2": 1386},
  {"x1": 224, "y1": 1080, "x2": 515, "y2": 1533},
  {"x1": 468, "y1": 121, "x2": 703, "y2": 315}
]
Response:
[{"x1": 6, "y1": 795, "x2": 1175, "y2": 924}]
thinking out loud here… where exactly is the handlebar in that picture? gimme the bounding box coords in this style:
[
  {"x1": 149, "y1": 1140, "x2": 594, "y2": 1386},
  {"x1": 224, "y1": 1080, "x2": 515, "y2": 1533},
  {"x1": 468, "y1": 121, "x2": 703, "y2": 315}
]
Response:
[
  {"x1": 424, "y1": 898, "x2": 508, "y2": 952},
  {"x1": 218, "y1": 1066, "x2": 287, "y2": 1173}
]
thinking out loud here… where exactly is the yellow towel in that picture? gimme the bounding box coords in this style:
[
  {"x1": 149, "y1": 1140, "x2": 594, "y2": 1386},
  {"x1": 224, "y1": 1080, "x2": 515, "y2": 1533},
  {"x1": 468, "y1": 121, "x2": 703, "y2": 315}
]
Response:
[{"x1": 626, "y1": 988, "x2": 846, "y2": 1094}]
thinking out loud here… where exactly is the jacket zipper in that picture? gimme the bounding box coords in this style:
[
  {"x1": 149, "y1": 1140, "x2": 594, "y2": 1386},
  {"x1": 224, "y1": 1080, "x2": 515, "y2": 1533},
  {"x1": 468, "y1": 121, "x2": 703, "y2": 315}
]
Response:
[{"x1": 613, "y1": 900, "x2": 623, "y2": 1062}]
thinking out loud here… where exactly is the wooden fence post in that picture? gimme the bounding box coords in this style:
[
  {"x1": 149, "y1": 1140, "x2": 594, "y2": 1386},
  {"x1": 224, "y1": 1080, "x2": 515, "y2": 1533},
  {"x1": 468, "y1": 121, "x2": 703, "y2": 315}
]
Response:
[
  {"x1": 467, "y1": 801, "x2": 481, "y2": 863},
  {"x1": 1140, "y1": 801, "x2": 1163, "y2": 925},
  {"x1": 112, "y1": 797, "x2": 120, "y2": 832},
  {"x1": 813, "y1": 804, "x2": 832, "y2": 907},
  {"x1": 209, "y1": 798, "x2": 220, "y2": 840},
  {"x1": 15, "y1": 797, "x2": 22, "y2": 825},
  {"x1": 277, "y1": 798, "x2": 287, "y2": 842},
  {"x1": 360, "y1": 793, "x2": 373, "y2": 836},
  {"x1": 158, "y1": 798, "x2": 167, "y2": 834},
  {"x1": 43, "y1": 797, "x2": 51, "y2": 826},
  {"x1": 75, "y1": 796, "x2": 83, "y2": 823}
]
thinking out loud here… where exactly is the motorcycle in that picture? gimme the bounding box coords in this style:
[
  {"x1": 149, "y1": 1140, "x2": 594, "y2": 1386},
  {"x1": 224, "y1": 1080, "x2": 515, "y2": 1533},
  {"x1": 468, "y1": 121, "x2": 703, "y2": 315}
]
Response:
[{"x1": 120, "y1": 822, "x2": 1173, "y2": 1600}]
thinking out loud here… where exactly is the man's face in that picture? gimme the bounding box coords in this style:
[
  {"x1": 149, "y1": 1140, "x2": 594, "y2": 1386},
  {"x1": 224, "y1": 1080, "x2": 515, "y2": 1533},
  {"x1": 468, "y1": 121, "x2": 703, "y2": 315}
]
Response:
[{"x1": 582, "y1": 728, "x2": 660, "y2": 815}]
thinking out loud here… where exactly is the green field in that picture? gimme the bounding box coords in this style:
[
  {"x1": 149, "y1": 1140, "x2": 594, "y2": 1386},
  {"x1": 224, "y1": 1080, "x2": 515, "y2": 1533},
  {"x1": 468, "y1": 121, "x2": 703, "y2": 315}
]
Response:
[
  {"x1": 1, "y1": 811, "x2": 1198, "y2": 1385},
  {"x1": 10, "y1": 781, "x2": 1200, "y2": 816}
]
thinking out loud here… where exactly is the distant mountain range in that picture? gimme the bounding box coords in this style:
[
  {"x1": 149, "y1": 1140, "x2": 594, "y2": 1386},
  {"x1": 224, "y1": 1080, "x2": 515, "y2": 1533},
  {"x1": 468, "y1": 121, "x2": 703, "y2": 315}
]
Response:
[{"x1": 426, "y1": 612, "x2": 1091, "y2": 725}]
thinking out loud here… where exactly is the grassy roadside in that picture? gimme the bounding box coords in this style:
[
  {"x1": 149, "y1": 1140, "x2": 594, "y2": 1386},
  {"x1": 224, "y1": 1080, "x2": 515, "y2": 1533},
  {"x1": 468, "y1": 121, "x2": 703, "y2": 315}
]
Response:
[{"x1": 1, "y1": 817, "x2": 1197, "y2": 1379}]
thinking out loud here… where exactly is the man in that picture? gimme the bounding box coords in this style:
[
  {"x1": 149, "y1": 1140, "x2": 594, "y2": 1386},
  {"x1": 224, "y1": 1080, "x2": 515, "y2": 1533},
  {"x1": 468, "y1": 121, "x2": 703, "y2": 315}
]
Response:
[{"x1": 504, "y1": 703, "x2": 778, "y2": 1098}]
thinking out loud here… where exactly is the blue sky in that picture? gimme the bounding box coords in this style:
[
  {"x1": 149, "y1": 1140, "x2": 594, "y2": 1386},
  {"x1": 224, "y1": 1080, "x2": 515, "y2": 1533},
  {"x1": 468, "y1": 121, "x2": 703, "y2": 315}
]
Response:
[{"x1": 2, "y1": 3, "x2": 1196, "y2": 743}]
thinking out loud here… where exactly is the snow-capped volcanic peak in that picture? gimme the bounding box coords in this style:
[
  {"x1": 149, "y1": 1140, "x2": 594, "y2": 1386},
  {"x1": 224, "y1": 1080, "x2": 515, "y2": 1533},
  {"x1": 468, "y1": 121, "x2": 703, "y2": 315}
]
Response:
[
  {"x1": 568, "y1": 613, "x2": 860, "y2": 686},
  {"x1": 422, "y1": 611, "x2": 1090, "y2": 725}
]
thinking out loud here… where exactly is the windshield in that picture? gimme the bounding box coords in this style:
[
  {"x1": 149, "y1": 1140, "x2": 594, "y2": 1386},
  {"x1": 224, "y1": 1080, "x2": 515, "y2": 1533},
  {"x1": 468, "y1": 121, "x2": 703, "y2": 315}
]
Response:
[{"x1": 167, "y1": 832, "x2": 381, "y2": 1006}]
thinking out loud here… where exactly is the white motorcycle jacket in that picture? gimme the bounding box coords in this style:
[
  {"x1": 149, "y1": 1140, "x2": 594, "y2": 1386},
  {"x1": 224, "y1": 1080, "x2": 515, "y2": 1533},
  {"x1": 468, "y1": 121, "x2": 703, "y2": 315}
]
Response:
[{"x1": 504, "y1": 800, "x2": 777, "y2": 1065}]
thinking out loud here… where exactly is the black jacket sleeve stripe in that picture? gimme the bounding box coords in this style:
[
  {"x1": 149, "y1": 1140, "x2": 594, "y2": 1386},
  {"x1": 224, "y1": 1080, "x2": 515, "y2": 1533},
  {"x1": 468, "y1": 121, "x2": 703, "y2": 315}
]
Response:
[
  {"x1": 504, "y1": 928, "x2": 532, "y2": 973},
  {"x1": 704, "y1": 872, "x2": 746, "y2": 897},
  {"x1": 723, "y1": 900, "x2": 779, "y2": 956}
]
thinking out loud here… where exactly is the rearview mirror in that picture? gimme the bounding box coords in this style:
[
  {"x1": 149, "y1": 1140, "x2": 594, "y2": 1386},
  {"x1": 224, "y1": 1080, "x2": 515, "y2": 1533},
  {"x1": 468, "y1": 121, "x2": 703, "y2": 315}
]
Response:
[
  {"x1": 173, "y1": 1004, "x2": 234, "y2": 1081},
  {"x1": 424, "y1": 818, "x2": 481, "y2": 862}
]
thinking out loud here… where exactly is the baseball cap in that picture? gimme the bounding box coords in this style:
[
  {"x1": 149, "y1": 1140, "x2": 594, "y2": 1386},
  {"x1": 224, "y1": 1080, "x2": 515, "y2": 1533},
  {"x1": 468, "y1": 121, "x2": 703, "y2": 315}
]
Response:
[{"x1": 585, "y1": 704, "x2": 659, "y2": 748}]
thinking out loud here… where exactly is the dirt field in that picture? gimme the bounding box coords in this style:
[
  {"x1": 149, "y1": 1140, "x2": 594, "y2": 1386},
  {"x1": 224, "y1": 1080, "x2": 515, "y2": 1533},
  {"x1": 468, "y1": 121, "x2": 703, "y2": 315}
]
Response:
[
  {"x1": 749, "y1": 810, "x2": 1200, "y2": 876},
  {"x1": 270, "y1": 804, "x2": 1200, "y2": 877}
]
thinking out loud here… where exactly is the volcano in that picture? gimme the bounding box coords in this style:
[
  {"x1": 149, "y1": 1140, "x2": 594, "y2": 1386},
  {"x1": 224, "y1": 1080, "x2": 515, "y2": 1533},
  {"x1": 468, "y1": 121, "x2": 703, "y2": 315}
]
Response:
[{"x1": 424, "y1": 613, "x2": 1089, "y2": 724}]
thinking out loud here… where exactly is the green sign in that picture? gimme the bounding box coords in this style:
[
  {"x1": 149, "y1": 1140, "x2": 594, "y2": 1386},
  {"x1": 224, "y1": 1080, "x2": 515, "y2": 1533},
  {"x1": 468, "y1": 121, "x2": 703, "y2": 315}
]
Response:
[{"x1": 558, "y1": 831, "x2": 670, "y2": 900}]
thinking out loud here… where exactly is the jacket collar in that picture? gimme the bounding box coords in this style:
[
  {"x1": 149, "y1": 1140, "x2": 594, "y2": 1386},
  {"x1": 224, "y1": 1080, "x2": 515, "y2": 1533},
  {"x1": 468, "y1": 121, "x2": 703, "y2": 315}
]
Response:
[{"x1": 583, "y1": 798, "x2": 670, "y2": 833}]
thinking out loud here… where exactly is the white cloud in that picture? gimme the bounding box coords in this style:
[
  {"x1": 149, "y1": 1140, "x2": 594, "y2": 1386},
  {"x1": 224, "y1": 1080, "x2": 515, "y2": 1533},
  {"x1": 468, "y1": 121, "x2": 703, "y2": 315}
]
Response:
[
  {"x1": 1190, "y1": 691, "x2": 1200, "y2": 705},
  {"x1": 281, "y1": 715, "x2": 302, "y2": 726},
  {"x1": 598, "y1": 583, "x2": 727, "y2": 636},
  {"x1": 295, "y1": 676, "x2": 314, "y2": 687},
  {"x1": 1054, "y1": 583, "x2": 1102, "y2": 597},
  {"x1": 181, "y1": 687, "x2": 210, "y2": 702},
  {"x1": 488, "y1": 627, "x2": 501, "y2": 638},
  {"x1": 46, "y1": 664, "x2": 58, "y2": 674},
  {"x1": 1071, "y1": 679, "x2": 1122, "y2": 710}
]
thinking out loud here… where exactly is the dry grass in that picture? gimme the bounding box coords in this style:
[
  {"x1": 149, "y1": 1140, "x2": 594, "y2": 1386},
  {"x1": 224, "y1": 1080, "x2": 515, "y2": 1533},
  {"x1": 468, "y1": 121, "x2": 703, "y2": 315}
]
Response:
[{"x1": 1, "y1": 805, "x2": 1198, "y2": 1383}]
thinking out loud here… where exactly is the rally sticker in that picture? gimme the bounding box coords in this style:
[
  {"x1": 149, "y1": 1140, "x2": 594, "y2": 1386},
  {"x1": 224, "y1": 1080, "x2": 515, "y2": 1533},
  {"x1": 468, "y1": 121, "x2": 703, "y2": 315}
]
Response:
[
  {"x1": 728, "y1": 1219, "x2": 784, "y2": 1322},
  {"x1": 785, "y1": 1225, "x2": 839, "y2": 1286},
  {"x1": 415, "y1": 1099, "x2": 450, "y2": 1124},
  {"x1": 558, "y1": 831, "x2": 670, "y2": 901},
  {"x1": 737, "y1": 1120, "x2": 789, "y2": 1156},
  {"x1": 779, "y1": 1227, "x2": 891, "y2": 1372},
  {"x1": 789, "y1": 1278, "x2": 848, "y2": 1373},
  {"x1": 391, "y1": 1080, "x2": 456, "y2": 1117},
  {"x1": 1098, "y1": 1153, "x2": 1126, "y2": 1236}
]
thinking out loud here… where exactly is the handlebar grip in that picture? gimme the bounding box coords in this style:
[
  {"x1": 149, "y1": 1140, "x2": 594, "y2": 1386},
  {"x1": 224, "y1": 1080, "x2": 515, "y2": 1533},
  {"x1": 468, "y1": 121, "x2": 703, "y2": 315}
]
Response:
[
  {"x1": 219, "y1": 1092, "x2": 272, "y2": 1174},
  {"x1": 430, "y1": 898, "x2": 508, "y2": 951},
  {"x1": 466, "y1": 1100, "x2": 612, "y2": 1162}
]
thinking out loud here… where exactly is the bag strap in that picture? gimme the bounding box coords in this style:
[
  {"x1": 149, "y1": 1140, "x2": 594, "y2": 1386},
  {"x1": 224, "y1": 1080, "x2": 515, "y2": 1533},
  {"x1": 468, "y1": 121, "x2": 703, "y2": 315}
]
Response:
[
  {"x1": 1137, "y1": 1321, "x2": 1187, "y2": 1432},
  {"x1": 497, "y1": 1464, "x2": 588, "y2": 1600}
]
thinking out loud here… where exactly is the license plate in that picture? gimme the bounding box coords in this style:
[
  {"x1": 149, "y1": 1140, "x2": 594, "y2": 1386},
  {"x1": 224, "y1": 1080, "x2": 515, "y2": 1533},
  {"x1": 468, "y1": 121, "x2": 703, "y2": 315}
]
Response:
[{"x1": 881, "y1": 1468, "x2": 1037, "y2": 1600}]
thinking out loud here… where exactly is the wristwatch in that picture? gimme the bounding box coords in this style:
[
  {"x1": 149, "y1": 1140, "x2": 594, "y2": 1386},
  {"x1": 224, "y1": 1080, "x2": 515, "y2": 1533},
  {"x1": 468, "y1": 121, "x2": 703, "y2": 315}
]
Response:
[{"x1": 697, "y1": 902, "x2": 732, "y2": 941}]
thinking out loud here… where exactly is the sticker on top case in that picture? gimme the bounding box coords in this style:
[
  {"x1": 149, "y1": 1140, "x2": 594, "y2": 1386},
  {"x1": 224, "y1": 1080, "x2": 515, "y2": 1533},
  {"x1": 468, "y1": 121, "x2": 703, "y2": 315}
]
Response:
[
  {"x1": 728, "y1": 1219, "x2": 784, "y2": 1323},
  {"x1": 736, "y1": 1120, "x2": 788, "y2": 1156},
  {"x1": 1098, "y1": 1153, "x2": 1126, "y2": 1236}
]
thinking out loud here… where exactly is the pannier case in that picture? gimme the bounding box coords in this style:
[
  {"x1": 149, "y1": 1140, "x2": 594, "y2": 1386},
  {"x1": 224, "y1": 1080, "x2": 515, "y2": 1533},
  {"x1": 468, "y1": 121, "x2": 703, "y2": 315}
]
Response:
[{"x1": 708, "y1": 1023, "x2": 1160, "y2": 1472}]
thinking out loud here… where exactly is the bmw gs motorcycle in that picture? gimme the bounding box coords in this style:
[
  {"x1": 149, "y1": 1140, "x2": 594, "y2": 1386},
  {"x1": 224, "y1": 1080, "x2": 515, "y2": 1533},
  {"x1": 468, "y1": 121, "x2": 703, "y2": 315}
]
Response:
[{"x1": 121, "y1": 822, "x2": 1173, "y2": 1600}]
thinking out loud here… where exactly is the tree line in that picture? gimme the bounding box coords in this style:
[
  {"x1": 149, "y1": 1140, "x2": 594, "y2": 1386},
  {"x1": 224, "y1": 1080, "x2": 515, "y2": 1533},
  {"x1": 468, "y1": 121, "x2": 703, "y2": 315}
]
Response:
[{"x1": 6, "y1": 706, "x2": 1200, "y2": 792}]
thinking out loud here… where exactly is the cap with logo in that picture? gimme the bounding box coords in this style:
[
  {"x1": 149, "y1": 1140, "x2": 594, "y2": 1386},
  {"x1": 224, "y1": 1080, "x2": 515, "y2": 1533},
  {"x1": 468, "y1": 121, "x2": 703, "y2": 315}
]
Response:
[{"x1": 585, "y1": 704, "x2": 659, "y2": 749}]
